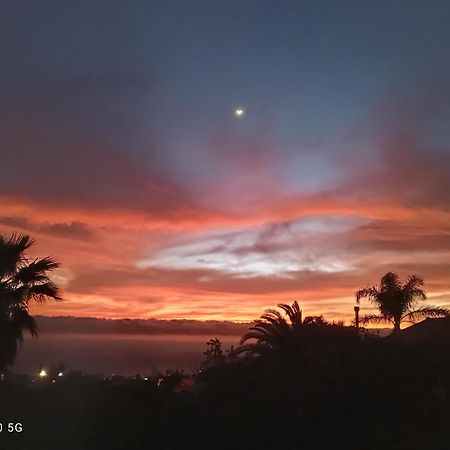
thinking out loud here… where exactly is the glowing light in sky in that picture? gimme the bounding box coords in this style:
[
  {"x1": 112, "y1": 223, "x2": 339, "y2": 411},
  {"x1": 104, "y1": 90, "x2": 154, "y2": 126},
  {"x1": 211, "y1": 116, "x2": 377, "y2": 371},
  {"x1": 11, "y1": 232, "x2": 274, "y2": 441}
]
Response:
[{"x1": 234, "y1": 107, "x2": 245, "y2": 117}]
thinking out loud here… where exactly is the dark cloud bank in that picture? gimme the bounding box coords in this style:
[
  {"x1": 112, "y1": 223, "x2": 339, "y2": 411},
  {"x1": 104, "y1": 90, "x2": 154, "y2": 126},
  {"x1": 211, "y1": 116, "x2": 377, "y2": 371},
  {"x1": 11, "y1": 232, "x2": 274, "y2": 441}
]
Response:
[{"x1": 35, "y1": 316, "x2": 251, "y2": 336}]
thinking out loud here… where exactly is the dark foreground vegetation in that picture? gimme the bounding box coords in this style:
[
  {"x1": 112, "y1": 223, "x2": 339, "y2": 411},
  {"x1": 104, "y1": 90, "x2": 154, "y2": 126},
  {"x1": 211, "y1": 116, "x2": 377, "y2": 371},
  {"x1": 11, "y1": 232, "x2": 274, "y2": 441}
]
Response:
[
  {"x1": 1, "y1": 320, "x2": 450, "y2": 450},
  {"x1": 2, "y1": 233, "x2": 450, "y2": 449}
]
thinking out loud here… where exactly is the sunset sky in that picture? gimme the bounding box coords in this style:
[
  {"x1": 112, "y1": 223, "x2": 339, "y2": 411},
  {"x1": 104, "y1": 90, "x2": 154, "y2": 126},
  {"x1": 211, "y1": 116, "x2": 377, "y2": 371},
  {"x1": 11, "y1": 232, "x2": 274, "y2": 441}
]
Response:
[{"x1": 1, "y1": 1, "x2": 450, "y2": 322}]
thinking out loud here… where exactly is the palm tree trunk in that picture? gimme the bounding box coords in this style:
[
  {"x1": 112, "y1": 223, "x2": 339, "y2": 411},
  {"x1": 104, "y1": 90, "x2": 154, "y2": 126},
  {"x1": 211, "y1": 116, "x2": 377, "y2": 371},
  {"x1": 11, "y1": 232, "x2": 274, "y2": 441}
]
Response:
[{"x1": 393, "y1": 321, "x2": 401, "y2": 334}]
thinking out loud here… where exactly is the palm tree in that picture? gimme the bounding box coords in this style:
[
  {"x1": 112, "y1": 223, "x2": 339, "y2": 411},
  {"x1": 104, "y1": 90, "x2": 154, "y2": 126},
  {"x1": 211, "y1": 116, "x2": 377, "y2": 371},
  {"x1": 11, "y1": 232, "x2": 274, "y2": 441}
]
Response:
[
  {"x1": 238, "y1": 301, "x2": 326, "y2": 355},
  {"x1": 0, "y1": 233, "x2": 61, "y2": 370},
  {"x1": 356, "y1": 272, "x2": 449, "y2": 334}
]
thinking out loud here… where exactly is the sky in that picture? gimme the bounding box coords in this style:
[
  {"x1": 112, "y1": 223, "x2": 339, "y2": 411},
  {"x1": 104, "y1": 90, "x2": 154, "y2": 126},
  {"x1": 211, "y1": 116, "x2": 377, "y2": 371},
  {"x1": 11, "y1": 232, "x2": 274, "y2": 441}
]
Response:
[{"x1": 1, "y1": 0, "x2": 450, "y2": 322}]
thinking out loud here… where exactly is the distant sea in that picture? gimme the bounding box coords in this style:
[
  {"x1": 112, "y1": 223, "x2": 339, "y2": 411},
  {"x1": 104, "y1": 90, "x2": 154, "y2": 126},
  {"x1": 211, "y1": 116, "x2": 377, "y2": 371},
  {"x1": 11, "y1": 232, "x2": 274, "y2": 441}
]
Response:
[
  {"x1": 12, "y1": 316, "x2": 391, "y2": 376},
  {"x1": 13, "y1": 333, "x2": 240, "y2": 377}
]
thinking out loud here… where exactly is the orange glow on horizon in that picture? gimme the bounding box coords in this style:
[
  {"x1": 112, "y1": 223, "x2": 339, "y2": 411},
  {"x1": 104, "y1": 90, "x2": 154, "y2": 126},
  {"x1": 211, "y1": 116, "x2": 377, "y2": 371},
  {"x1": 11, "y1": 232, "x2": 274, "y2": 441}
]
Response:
[{"x1": 3, "y1": 189, "x2": 450, "y2": 325}]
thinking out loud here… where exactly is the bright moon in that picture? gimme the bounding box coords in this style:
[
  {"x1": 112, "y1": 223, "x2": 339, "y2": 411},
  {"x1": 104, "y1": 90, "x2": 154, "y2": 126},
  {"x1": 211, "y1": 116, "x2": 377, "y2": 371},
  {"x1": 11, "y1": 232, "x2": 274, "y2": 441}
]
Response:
[{"x1": 235, "y1": 108, "x2": 245, "y2": 117}]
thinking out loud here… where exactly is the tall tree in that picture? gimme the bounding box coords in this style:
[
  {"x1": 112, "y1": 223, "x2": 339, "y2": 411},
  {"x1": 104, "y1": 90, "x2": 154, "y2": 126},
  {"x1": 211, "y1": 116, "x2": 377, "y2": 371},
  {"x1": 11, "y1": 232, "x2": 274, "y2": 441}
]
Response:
[
  {"x1": 356, "y1": 272, "x2": 449, "y2": 333},
  {"x1": 0, "y1": 234, "x2": 61, "y2": 370}
]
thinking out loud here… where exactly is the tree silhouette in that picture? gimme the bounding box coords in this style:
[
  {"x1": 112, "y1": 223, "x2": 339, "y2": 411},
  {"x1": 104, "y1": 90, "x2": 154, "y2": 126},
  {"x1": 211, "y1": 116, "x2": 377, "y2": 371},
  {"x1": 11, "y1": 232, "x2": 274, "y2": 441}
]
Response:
[
  {"x1": 238, "y1": 301, "x2": 321, "y2": 355},
  {"x1": 0, "y1": 233, "x2": 61, "y2": 370},
  {"x1": 356, "y1": 272, "x2": 449, "y2": 333},
  {"x1": 200, "y1": 338, "x2": 225, "y2": 370}
]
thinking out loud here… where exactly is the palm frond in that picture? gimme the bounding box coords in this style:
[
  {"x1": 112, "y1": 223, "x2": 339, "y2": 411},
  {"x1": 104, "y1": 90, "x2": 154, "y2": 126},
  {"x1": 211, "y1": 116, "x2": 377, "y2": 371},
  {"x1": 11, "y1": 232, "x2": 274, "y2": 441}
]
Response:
[
  {"x1": 0, "y1": 284, "x2": 28, "y2": 307},
  {"x1": 356, "y1": 286, "x2": 379, "y2": 304},
  {"x1": 9, "y1": 307, "x2": 39, "y2": 339},
  {"x1": 244, "y1": 322, "x2": 287, "y2": 346},
  {"x1": 238, "y1": 301, "x2": 304, "y2": 352},
  {"x1": 380, "y1": 272, "x2": 401, "y2": 290},
  {"x1": 359, "y1": 314, "x2": 392, "y2": 325},
  {"x1": 261, "y1": 309, "x2": 285, "y2": 323},
  {"x1": 14, "y1": 257, "x2": 59, "y2": 284},
  {"x1": 402, "y1": 275, "x2": 426, "y2": 308},
  {"x1": 0, "y1": 233, "x2": 34, "y2": 277},
  {"x1": 403, "y1": 306, "x2": 450, "y2": 323},
  {"x1": 234, "y1": 342, "x2": 270, "y2": 356},
  {"x1": 28, "y1": 282, "x2": 62, "y2": 303},
  {"x1": 4, "y1": 233, "x2": 35, "y2": 251},
  {"x1": 240, "y1": 328, "x2": 276, "y2": 345},
  {"x1": 278, "y1": 301, "x2": 302, "y2": 326}
]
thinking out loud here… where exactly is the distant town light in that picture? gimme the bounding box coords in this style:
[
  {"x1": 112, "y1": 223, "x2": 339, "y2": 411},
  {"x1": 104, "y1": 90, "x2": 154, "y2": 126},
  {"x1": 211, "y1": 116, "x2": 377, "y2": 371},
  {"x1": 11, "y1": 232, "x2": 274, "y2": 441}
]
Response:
[
  {"x1": 39, "y1": 369, "x2": 47, "y2": 378},
  {"x1": 58, "y1": 372, "x2": 64, "y2": 377}
]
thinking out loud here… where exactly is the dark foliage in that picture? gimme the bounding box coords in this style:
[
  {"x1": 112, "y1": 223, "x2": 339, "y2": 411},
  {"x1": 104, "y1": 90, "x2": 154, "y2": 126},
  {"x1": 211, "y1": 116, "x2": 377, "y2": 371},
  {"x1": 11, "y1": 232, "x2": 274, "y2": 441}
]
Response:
[
  {"x1": 2, "y1": 318, "x2": 450, "y2": 450},
  {"x1": 356, "y1": 272, "x2": 449, "y2": 332},
  {"x1": 0, "y1": 234, "x2": 61, "y2": 370}
]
